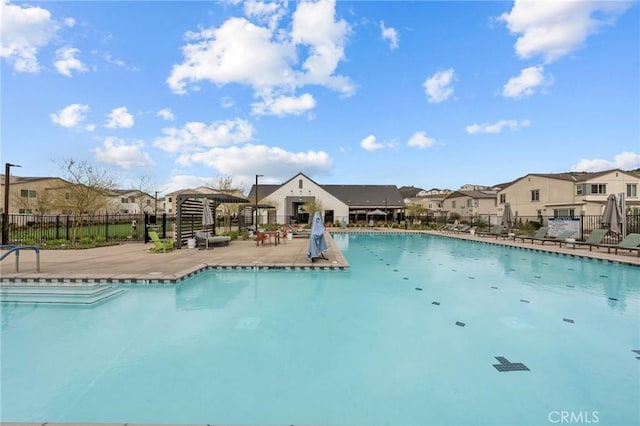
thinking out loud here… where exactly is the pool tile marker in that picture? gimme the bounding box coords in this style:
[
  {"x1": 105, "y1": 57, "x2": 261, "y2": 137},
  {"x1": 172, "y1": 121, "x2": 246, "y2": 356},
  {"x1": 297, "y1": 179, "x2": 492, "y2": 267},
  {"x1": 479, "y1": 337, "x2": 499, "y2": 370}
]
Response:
[
  {"x1": 563, "y1": 318, "x2": 575, "y2": 324},
  {"x1": 455, "y1": 321, "x2": 465, "y2": 327},
  {"x1": 632, "y1": 350, "x2": 640, "y2": 360},
  {"x1": 520, "y1": 299, "x2": 530, "y2": 303},
  {"x1": 432, "y1": 301, "x2": 440, "y2": 305},
  {"x1": 493, "y1": 356, "x2": 530, "y2": 372}
]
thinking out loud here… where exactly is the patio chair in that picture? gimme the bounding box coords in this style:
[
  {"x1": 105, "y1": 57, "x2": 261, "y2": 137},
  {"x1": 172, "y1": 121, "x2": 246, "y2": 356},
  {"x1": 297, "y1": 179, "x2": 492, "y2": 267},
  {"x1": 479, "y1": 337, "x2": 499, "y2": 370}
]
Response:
[
  {"x1": 538, "y1": 230, "x2": 577, "y2": 245},
  {"x1": 594, "y1": 233, "x2": 640, "y2": 257},
  {"x1": 515, "y1": 226, "x2": 548, "y2": 243},
  {"x1": 477, "y1": 225, "x2": 505, "y2": 239},
  {"x1": 148, "y1": 231, "x2": 174, "y2": 253},
  {"x1": 572, "y1": 229, "x2": 608, "y2": 251},
  {"x1": 195, "y1": 231, "x2": 231, "y2": 249}
]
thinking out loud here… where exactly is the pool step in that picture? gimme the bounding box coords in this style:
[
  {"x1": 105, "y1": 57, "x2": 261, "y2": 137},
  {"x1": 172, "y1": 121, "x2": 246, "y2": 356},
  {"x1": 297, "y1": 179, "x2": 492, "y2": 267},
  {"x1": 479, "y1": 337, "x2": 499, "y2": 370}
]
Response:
[{"x1": 0, "y1": 284, "x2": 126, "y2": 305}]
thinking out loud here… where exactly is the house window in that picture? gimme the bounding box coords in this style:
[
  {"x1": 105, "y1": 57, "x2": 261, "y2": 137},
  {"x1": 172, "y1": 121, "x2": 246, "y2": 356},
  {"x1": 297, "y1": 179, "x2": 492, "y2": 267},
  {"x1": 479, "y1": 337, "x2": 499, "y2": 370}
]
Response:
[
  {"x1": 129, "y1": 196, "x2": 136, "y2": 202},
  {"x1": 531, "y1": 190, "x2": 540, "y2": 201},
  {"x1": 467, "y1": 199, "x2": 473, "y2": 207},
  {"x1": 576, "y1": 184, "x2": 585, "y2": 195},
  {"x1": 499, "y1": 194, "x2": 506, "y2": 204},
  {"x1": 590, "y1": 184, "x2": 606, "y2": 194},
  {"x1": 20, "y1": 189, "x2": 36, "y2": 198},
  {"x1": 18, "y1": 208, "x2": 33, "y2": 214},
  {"x1": 452, "y1": 201, "x2": 456, "y2": 208},
  {"x1": 553, "y1": 209, "x2": 575, "y2": 218},
  {"x1": 299, "y1": 179, "x2": 303, "y2": 189},
  {"x1": 121, "y1": 197, "x2": 128, "y2": 203},
  {"x1": 146, "y1": 199, "x2": 151, "y2": 205},
  {"x1": 627, "y1": 184, "x2": 637, "y2": 197}
]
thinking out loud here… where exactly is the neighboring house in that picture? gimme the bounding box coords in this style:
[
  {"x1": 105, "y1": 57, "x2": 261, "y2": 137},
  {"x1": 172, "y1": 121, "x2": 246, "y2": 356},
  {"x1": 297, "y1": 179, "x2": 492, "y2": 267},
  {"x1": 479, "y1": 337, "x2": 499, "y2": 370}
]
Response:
[
  {"x1": 107, "y1": 189, "x2": 157, "y2": 214},
  {"x1": 416, "y1": 188, "x2": 451, "y2": 197},
  {"x1": 404, "y1": 193, "x2": 449, "y2": 216},
  {"x1": 497, "y1": 169, "x2": 640, "y2": 218},
  {"x1": 0, "y1": 175, "x2": 75, "y2": 215},
  {"x1": 246, "y1": 172, "x2": 405, "y2": 225},
  {"x1": 443, "y1": 190, "x2": 498, "y2": 219}
]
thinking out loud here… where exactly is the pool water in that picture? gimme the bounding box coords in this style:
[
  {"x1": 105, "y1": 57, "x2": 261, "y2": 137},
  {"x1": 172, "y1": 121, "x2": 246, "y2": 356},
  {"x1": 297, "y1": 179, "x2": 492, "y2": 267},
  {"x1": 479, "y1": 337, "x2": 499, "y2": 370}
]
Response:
[{"x1": 1, "y1": 233, "x2": 639, "y2": 425}]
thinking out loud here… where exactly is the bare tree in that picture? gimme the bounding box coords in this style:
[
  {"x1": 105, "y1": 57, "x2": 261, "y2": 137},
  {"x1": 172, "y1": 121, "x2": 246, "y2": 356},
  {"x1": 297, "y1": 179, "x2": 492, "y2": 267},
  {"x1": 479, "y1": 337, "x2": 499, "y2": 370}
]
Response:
[{"x1": 49, "y1": 159, "x2": 119, "y2": 242}]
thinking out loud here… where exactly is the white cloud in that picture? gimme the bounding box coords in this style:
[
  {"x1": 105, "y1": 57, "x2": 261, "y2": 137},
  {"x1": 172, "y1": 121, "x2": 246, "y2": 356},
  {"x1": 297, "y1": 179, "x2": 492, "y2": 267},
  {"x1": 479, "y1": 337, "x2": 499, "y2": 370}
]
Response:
[
  {"x1": 153, "y1": 118, "x2": 254, "y2": 153},
  {"x1": 502, "y1": 66, "x2": 552, "y2": 98},
  {"x1": 106, "y1": 107, "x2": 135, "y2": 129},
  {"x1": 0, "y1": 1, "x2": 59, "y2": 72},
  {"x1": 360, "y1": 134, "x2": 386, "y2": 151},
  {"x1": 54, "y1": 47, "x2": 88, "y2": 77},
  {"x1": 63, "y1": 17, "x2": 75, "y2": 27},
  {"x1": 221, "y1": 96, "x2": 235, "y2": 108},
  {"x1": 571, "y1": 151, "x2": 640, "y2": 172},
  {"x1": 167, "y1": 0, "x2": 354, "y2": 99},
  {"x1": 380, "y1": 21, "x2": 399, "y2": 50},
  {"x1": 157, "y1": 108, "x2": 175, "y2": 121},
  {"x1": 92, "y1": 137, "x2": 155, "y2": 169},
  {"x1": 498, "y1": 1, "x2": 632, "y2": 63},
  {"x1": 252, "y1": 93, "x2": 316, "y2": 116},
  {"x1": 407, "y1": 131, "x2": 436, "y2": 148},
  {"x1": 175, "y1": 144, "x2": 333, "y2": 185},
  {"x1": 50, "y1": 103, "x2": 90, "y2": 128},
  {"x1": 243, "y1": 0, "x2": 288, "y2": 29},
  {"x1": 466, "y1": 119, "x2": 532, "y2": 135},
  {"x1": 423, "y1": 69, "x2": 454, "y2": 103}
]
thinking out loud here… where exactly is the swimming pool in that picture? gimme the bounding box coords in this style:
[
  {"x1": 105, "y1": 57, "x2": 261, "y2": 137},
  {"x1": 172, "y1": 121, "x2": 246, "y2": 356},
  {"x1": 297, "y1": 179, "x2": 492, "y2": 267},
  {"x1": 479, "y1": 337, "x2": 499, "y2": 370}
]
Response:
[{"x1": 1, "y1": 233, "x2": 638, "y2": 425}]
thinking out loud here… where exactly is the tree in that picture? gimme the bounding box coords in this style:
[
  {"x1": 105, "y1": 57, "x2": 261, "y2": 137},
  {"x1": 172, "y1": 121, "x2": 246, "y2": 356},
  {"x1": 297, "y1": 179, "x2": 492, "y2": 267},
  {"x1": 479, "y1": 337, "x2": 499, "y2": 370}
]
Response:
[
  {"x1": 49, "y1": 159, "x2": 119, "y2": 242},
  {"x1": 303, "y1": 199, "x2": 325, "y2": 224},
  {"x1": 405, "y1": 202, "x2": 426, "y2": 227}
]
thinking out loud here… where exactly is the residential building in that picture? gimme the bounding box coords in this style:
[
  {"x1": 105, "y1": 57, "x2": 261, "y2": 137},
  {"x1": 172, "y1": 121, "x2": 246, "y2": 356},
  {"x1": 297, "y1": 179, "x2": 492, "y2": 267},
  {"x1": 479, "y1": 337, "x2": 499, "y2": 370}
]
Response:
[
  {"x1": 1, "y1": 175, "x2": 75, "y2": 215},
  {"x1": 246, "y1": 172, "x2": 405, "y2": 225},
  {"x1": 497, "y1": 169, "x2": 640, "y2": 218},
  {"x1": 442, "y1": 190, "x2": 498, "y2": 220}
]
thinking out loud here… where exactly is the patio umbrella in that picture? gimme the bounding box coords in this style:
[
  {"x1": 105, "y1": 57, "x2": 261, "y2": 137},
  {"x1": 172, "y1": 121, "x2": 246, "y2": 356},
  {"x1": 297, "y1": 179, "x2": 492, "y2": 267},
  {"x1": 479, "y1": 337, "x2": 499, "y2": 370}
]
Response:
[
  {"x1": 502, "y1": 202, "x2": 514, "y2": 231},
  {"x1": 601, "y1": 194, "x2": 623, "y2": 235},
  {"x1": 202, "y1": 198, "x2": 214, "y2": 233}
]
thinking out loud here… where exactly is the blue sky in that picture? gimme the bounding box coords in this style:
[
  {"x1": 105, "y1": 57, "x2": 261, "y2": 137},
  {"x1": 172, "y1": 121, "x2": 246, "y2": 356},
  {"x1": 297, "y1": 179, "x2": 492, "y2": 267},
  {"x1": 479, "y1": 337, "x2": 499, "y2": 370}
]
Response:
[{"x1": 2, "y1": 0, "x2": 639, "y2": 195}]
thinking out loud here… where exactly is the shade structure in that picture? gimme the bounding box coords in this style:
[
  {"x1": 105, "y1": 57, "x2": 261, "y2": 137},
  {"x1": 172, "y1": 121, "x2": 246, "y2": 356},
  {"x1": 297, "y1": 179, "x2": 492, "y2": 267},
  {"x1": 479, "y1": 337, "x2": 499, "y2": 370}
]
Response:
[
  {"x1": 306, "y1": 211, "x2": 328, "y2": 261},
  {"x1": 202, "y1": 198, "x2": 214, "y2": 230},
  {"x1": 601, "y1": 194, "x2": 623, "y2": 235},
  {"x1": 502, "y1": 203, "x2": 514, "y2": 230},
  {"x1": 367, "y1": 209, "x2": 387, "y2": 216}
]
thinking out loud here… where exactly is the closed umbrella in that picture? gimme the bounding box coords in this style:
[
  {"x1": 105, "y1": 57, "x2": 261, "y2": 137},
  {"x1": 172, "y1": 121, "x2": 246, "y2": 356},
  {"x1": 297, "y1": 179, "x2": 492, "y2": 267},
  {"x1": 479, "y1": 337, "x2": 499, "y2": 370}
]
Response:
[
  {"x1": 502, "y1": 202, "x2": 514, "y2": 231},
  {"x1": 306, "y1": 211, "x2": 328, "y2": 262},
  {"x1": 202, "y1": 198, "x2": 214, "y2": 233},
  {"x1": 601, "y1": 194, "x2": 622, "y2": 235}
]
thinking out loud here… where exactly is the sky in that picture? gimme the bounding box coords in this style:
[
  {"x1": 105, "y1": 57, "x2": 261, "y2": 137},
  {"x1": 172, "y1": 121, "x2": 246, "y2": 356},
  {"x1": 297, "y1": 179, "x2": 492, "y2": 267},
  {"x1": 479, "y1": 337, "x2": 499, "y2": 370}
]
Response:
[{"x1": 1, "y1": 0, "x2": 639, "y2": 196}]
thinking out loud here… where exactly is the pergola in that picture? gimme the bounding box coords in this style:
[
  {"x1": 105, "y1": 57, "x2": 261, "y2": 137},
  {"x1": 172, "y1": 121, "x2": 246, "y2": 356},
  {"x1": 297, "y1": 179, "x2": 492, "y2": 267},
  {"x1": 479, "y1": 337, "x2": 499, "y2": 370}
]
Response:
[{"x1": 176, "y1": 193, "x2": 249, "y2": 248}]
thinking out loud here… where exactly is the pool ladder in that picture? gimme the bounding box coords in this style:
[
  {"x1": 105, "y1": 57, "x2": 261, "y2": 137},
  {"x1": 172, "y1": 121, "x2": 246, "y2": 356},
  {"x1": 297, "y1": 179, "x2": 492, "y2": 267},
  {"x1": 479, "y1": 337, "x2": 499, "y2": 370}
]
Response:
[{"x1": 0, "y1": 245, "x2": 40, "y2": 272}]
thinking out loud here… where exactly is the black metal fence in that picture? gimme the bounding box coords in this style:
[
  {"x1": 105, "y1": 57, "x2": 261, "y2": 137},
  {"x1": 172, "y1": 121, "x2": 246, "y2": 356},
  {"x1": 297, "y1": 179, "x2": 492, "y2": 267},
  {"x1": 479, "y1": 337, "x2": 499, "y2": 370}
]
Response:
[
  {"x1": 2, "y1": 212, "x2": 638, "y2": 245},
  {"x1": 0, "y1": 213, "x2": 174, "y2": 245}
]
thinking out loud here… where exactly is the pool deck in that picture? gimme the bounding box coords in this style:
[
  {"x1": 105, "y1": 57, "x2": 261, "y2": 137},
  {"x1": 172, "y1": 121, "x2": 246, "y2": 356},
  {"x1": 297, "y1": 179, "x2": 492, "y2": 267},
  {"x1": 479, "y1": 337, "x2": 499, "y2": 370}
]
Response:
[{"x1": 0, "y1": 229, "x2": 638, "y2": 285}]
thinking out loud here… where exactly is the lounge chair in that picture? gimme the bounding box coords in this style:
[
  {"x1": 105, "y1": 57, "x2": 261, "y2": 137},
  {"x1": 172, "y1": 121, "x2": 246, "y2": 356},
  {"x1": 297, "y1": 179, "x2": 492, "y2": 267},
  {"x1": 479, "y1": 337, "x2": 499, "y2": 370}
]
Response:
[
  {"x1": 515, "y1": 226, "x2": 548, "y2": 243},
  {"x1": 149, "y1": 231, "x2": 175, "y2": 253},
  {"x1": 195, "y1": 231, "x2": 231, "y2": 249},
  {"x1": 477, "y1": 225, "x2": 505, "y2": 239},
  {"x1": 571, "y1": 229, "x2": 608, "y2": 251},
  {"x1": 593, "y1": 233, "x2": 640, "y2": 257},
  {"x1": 538, "y1": 230, "x2": 577, "y2": 245},
  {"x1": 453, "y1": 224, "x2": 471, "y2": 234}
]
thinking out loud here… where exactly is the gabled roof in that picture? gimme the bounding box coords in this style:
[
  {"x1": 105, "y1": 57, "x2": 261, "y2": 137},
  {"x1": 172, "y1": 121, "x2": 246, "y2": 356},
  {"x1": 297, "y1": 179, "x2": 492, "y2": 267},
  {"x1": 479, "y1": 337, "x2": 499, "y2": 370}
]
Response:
[
  {"x1": 248, "y1": 172, "x2": 406, "y2": 208},
  {"x1": 445, "y1": 190, "x2": 496, "y2": 200},
  {"x1": 500, "y1": 168, "x2": 636, "y2": 190}
]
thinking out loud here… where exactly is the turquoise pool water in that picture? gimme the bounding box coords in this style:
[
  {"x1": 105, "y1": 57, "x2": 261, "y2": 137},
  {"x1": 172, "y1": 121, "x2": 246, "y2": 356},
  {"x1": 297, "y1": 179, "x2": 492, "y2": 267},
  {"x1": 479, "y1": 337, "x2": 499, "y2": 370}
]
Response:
[{"x1": 1, "y1": 233, "x2": 639, "y2": 425}]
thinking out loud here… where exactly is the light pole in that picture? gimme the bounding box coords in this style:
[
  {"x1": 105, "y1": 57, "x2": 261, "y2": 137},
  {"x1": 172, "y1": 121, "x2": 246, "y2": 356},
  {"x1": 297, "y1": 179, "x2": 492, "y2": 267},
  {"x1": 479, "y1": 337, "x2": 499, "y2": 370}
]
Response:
[
  {"x1": 154, "y1": 191, "x2": 159, "y2": 216},
  {"x1": 255, "y1": 174, "x2": 263, "y2": 230},
  {"x1": 3, "y1": 163, "x2": 22, "y2": 245}
]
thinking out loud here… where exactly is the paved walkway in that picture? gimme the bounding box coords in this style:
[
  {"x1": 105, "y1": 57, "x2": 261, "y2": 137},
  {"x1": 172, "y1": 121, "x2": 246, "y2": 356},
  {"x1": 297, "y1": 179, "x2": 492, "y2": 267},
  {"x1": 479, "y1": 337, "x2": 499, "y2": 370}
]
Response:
[{"x1": 0, "y1": 229, "x2": 638, "y2": 285}]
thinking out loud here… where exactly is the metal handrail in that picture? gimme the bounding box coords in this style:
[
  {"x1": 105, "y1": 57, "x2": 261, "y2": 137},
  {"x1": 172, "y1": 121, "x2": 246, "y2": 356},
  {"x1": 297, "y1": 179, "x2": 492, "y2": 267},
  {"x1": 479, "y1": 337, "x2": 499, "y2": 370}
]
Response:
[{"x1": 0, "y1": 245, "x2": 40, "y2": 273}]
